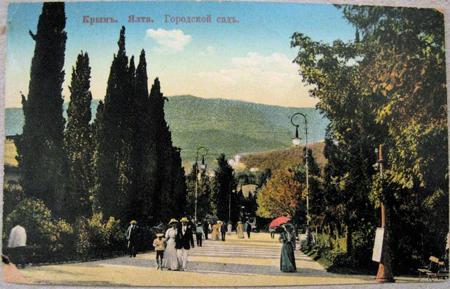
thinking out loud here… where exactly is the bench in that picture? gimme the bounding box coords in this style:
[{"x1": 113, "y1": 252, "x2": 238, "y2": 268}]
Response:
[
  {"x1": 426, "y1": 271, "x2": 449, "y2": 281},
  {"x1": 2, "y1": 245, "x2": 43, "y2": 266},
  {"x1": 418, "y1": 256, "x2": 449, "y2": 282}
]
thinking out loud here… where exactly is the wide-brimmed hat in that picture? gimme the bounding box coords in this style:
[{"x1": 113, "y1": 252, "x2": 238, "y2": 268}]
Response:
[
  {"x1": 180, "y1": 217, "x2": 189, "y2": 222},
  {"x1": 169, "y1": 219, "x2": 178, "y2": 225},
  {"x1": 156, "y1": 233, "x2": 164, "y2": 238},
  {"x1": 283, "y1": 222, "x2": 294, "y2": 228},
  {"x1": 130, "y1": 220, "x2": 137, "y2": 225}
]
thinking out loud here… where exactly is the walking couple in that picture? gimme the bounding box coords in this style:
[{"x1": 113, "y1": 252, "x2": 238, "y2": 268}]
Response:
[{"x1": 163, "y1": 217, "x2": 195, "y2": 271}]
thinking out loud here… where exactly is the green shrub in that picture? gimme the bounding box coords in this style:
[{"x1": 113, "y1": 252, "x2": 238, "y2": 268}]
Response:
[
  {"x1": 2, "y1": 182, "x2": 25, "y2": 228},
  {"x1": 4, "y1": 198, "x2": 73, "y2": 252},
  {"x1": 75, "y1": 213, "x2": 125, "y2": 258}
]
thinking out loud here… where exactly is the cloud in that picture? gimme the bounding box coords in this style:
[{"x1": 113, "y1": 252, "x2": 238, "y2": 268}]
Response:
[
  {"x1": 200, "y1": 46, "x2": 215, "y2": 56},
  {"x1": 145, "y1": 29, "x2": 192, "y2": 54},
  {"x1": 196, "y1": 52, "x2": 317, "y2": 108},
  {"x1": 231, "y1": 52, "x2": 293, "y2": 70}
]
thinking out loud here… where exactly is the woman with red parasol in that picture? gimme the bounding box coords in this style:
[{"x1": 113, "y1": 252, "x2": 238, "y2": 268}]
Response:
[{"x1": 279, "y1": 222, "x2": 296, "y2": 272}]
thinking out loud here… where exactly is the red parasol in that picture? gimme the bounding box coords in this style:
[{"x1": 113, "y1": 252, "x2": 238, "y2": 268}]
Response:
[{"x1": 269, "y1": 216, "x2": 291, "y2": 229}]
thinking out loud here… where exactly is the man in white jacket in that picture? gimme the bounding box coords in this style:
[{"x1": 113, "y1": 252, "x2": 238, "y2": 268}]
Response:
[
  {"x1": 8, "y1": 225, "x2": 26, "y2": 248},
  {"x1": 8, "y1": 225, "x2": 27, "y2": 266}
]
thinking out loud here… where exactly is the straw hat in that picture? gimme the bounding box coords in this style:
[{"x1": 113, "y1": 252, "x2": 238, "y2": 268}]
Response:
[
  {"x1": 156, "y1": 233, "x2": 164, "y2": 238},
  {"x1": 130, "y1": 220, "x2": 137, "y2": 225},
  {"x1": 180, "y1": 217, "x2": 189, "y2": 222},
  {"x1": 169, "y1": 219, "x2": 178, "y2": 225}
]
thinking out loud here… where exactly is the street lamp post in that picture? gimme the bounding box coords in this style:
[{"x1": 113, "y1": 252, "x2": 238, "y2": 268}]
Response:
[
  {"x1": 375, "y1": 145, "x2": 395, "y2": 283},
  {"x1": 195, "y1": 147, "x2": 208, "y2": 222},
  {"x1": 291, "y1": 112, "x2": 311, "y2": 245},
  {"x1": 229, "y1": 190, "x2": 231, "y2": 223}
]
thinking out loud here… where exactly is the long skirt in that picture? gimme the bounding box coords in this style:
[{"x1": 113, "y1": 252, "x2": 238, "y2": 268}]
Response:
[
  {"x1": 212, "y1": 229, "x2": 220, "y2": 241},
  {"x1": 237, "y1": 227, "x2": 244, "y2": 239},
  {"x1": 280, "y1": 242, "x2": 296, "y2": 272},
  {"x1": 163, "y1": 239, "x2": 179, "y2": 270}
]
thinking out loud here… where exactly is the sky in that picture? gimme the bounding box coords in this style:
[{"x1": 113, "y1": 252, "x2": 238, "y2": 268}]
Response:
[{"x1": 5, "y1": 1, "x2": 357, "y2": 108}]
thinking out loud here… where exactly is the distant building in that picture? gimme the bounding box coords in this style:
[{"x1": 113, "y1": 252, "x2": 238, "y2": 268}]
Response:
[
  {"x1": 238, "y1": 184, "x2": 257, "y2": 198},
  {"x1": 229, "y1": 154, "x2": 246, "y2": 171}
]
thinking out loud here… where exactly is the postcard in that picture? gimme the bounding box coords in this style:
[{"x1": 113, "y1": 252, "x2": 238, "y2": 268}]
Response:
[{"x1": 1, "y1": 0, "x2": 449, "y2": 288}]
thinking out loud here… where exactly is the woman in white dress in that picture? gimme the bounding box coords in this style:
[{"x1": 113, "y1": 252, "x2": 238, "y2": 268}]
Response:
[{"x1": 163, "y1": 219, "x2": 179, "y2": 270}]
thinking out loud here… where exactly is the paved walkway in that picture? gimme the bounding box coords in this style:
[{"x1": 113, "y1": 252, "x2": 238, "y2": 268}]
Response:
[{"x1": 13, "y1": 233, "x2": 420, "y2": 286}]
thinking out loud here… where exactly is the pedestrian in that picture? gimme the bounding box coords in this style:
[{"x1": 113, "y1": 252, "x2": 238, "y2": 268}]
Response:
[
  {"x1": 163, "y1": 219, "x2": 179, "y2": 270},
  {"x1": 227, "y1": 222, "x2": 232, "y2": 235},
  {"x1": 236, "y1": 221, "x2": 244, "y2": 239},
  {"x1": 188, "y1": 218, "x2": 196, "y2": 232},
  {"x1": 195, "y1": 222, "x2": 204, "y2": 246},
  {"x1": 279, "y1": 223, "x2": 296, "y2": 272},
  {"x1": 246, "y1": 220, "x2": 252, "y2": 239},
  {"x1": 212, "y1": 221, "x2": 220, "y2": 241},
  {"x1": 8, "y1": 225, "x2": 27, "y2": 266},
  {"x1": 221, "y1": 221, "x2": 227, "y2": 241},
  {"x1": 445, "y1": 232, "x2": 449, "y2": 261},
  {"x1": 176, "y1": 217, "x2": 195, "y2": 271},
  {"x1": 153, "y1": 233, "x2": 165, "y2": 270},
  {"x1": 126, "y1": 220, "x2": 139, "y2": 257},
  {"x1": 203, "y1": 221, "x2": 209, "y2": 240},
  {"x1": 8, "y1": 225, "x2": 26, "y2": 248}
]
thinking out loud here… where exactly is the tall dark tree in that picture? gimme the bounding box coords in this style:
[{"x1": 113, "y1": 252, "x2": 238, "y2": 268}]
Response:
[
  {"x1": 64, "y1": 52, "x2": 94, "y2": 221},
  {"x1": 148, "y1": 78, "x2": 170, "y2": 221},
  {"x1": 148, "y1": 78, "x2": 187, "y2": 223},
  {"x1": 128, "y1": 50, "x2": 157, "y2": 224},
  {"x1": 16, "y1": 2, "x2": 68, "y2": 216},
  {"x1": 212, "y1": 154, "x2": 236, "y2": 221},
  {"x1": 172, "y1": 147, "x2": 187, "y2": 217},
  {"x1": 91, "y1": 100, "x2": 104, "y2": 214},
  {"x1": 93, "y1": 26, "x2": 133, "y2": 220}
]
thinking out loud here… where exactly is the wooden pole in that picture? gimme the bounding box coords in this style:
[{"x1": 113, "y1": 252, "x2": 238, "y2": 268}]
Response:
[{"x1": 376, "y1": 145, "x2": 395, "y2": 283}]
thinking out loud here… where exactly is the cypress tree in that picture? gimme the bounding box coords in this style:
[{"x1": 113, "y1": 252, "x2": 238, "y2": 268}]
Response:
[
  {"x1": 64, "y1": 52, "x2": 94, "y2": 221},
  {"x1": 212, "y1": 154, "x2": 236, "y2": 221},
  {"x1": 129, "y1": 50, "x2": 158, "y2": 224},
  {"x1": 16, "y1": 2, "x2": 68, "y2": 216},
  {"x1": 94, "y1": 26, "x2": 132, "y2": 220},
  {"x1": 148, "y1": 78, "x2": 187, "y2": 222},
  {"x1": 149, "y1": 78, "x2": 172, "y2": 221},
  {"x1": 91, "y1": 100, "x2": 104, "y2": 214},
  {"x1": 171, "y1": 147, "x2": 187, "y2": 217}
]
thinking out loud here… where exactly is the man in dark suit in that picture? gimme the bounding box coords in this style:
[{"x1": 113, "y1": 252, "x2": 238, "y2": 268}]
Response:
[
  {"x1": 221, "y1": 221, "x2": 227, "y2": 241},
  {"x1": 176, "y1": 217, "x2": 195, "y2": 271},
  {"x1": 126, "y1": 220, "x2": 139, "y2": 257},
  {"x1": 246, "y1": 221, "x2": 252, "y2": 239},
  {"x1": 203, "y1": 221, "x2": 209, "y2": 240}
]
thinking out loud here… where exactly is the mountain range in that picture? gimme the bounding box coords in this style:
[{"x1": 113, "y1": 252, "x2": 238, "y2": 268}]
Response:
[{"x1": 4, "y1": 95, "x2": 329, "y2": 169}]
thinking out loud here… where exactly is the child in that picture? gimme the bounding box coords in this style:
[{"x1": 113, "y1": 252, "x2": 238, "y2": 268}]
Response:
[{"x1": 153, "y1": 233, "x2": 166, "y2": 269}]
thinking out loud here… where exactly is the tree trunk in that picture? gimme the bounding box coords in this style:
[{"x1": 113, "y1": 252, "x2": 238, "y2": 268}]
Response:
[{"x1": 346, "y1": 223, "x2": 353, "y2": 256}]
